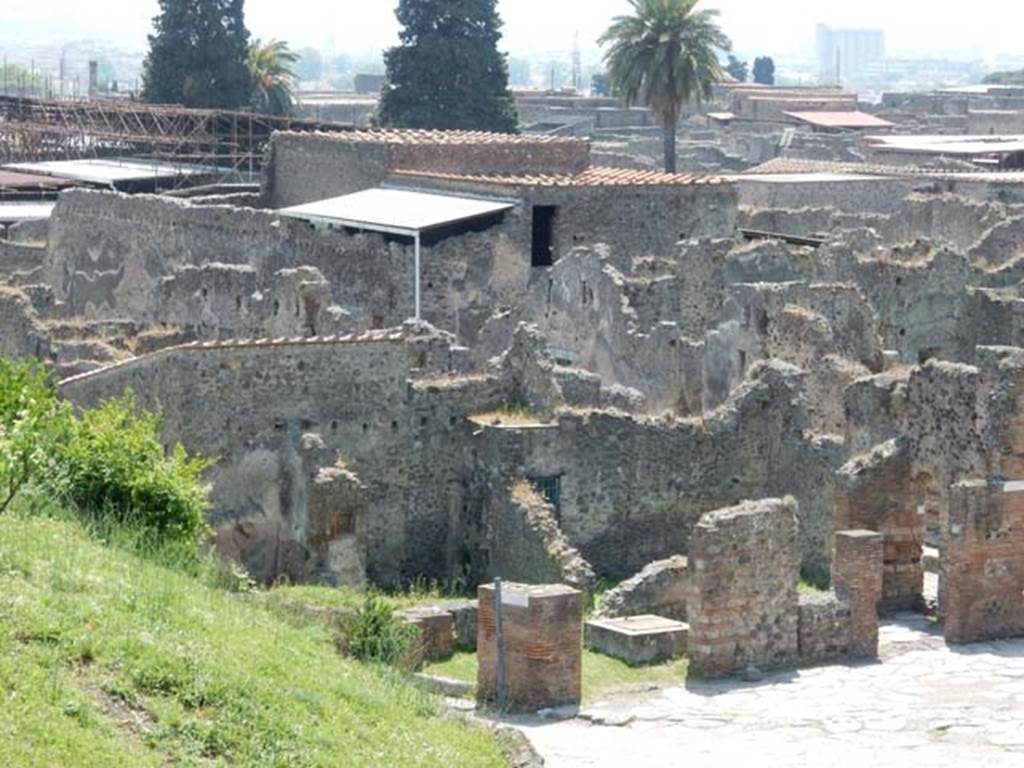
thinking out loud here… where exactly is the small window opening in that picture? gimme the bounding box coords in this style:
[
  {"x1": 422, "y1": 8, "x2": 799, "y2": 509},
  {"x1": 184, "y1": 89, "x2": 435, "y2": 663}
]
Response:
[{"x1": 531, "y1": 206, "x2": 558, "y2": 267}]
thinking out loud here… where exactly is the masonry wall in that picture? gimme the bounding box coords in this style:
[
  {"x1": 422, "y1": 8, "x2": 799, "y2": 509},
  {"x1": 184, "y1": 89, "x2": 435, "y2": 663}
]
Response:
[
  {"x1": 59, "y1": 333, "x2": 488, "y2": 586},
  {"x1": 265, "y1": 131, "x2": 591, "y2": 208},
  {"x1": 687, "y1": 498, "x2": 800, "y2": 678},
  {"x1": 456, "y1": 357, "x2": 836, "y2": 581},
  {"x1": 945, "y1": 480, "x2": 1024, "y2": 643}
]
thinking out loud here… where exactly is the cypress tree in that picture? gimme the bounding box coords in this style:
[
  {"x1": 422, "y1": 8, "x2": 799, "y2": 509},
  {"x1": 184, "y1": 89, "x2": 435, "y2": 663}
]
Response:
[
  {"x1": 378, "y1": 0, "x2": 519, "y2": 133},
  {"x1": 142, "y1": 0, "x2": 253, "y2": 110}
]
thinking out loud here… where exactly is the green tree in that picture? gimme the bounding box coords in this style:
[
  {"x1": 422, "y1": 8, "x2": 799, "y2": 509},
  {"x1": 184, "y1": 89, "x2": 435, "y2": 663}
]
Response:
[
  {"x1": 600, "y1": 0, "x2": 731, "y2": 173},
  {"x1": 753, "y1": 56, "x2": 776, "y2": 85},
  {"x1": 378, "y1": 0, "x2": 519, "y2": 133},
  {"x1": 249, "y1": 39, "x2": 299, "y2": 116},
  {"x1": 725, "y1": 54, "x2": 748, "y2": 83},
  {"x1": 142, "y1": 0, "x2": 253, "y2": 109}
]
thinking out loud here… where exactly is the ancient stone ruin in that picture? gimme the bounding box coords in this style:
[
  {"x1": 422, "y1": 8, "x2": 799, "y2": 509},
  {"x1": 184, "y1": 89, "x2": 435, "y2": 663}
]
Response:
[{"x1": 6, "y1": 113, "x2": 1024, "y2": 683}]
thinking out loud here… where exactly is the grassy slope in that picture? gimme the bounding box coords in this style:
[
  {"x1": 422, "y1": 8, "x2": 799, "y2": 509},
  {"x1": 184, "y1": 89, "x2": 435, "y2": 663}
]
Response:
[{"x1": 0, "y1": 512, "x2": 506, "y2": 768}]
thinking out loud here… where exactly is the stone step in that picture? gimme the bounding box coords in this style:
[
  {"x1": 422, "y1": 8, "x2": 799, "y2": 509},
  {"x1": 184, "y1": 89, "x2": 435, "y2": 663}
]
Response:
[{"x1": 585, "y1": 614, "x2": 689, "y2": 665}]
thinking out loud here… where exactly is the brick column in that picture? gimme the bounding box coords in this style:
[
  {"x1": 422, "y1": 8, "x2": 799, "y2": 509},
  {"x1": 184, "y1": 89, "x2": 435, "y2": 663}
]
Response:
[
  {"x1": 831, "y1": 530, "x2": 884, "y2": 658},
  {"x1": 477, "y1": 583, "x2": 582, "y2": 712}
]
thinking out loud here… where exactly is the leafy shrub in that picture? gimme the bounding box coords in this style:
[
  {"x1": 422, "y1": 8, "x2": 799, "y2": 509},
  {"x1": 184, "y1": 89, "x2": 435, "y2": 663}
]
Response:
[
  {"x1": 51, "y1": 392, "x2": 214, "y2": 549},
  {"x1": 347, "y1": 594, "x2": 420, "y2": 667},
  {"x1": 0, "y1": 359, "x2": 70, "y2": 513}
]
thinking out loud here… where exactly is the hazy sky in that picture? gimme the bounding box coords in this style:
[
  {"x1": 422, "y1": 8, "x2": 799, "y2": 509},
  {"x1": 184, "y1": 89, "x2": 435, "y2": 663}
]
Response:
[{"x1": 2, "y1": 1, "x2": 1013, "y2": 61}]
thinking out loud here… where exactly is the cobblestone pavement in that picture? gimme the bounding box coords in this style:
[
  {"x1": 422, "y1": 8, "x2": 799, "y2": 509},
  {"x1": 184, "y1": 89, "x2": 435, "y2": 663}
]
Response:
[{"x1": 514, "y1": 615, "x2": 1024, "y2": 768}]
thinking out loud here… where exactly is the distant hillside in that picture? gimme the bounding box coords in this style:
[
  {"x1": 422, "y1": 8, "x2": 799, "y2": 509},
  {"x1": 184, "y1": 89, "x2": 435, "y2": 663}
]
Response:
[
  {"x1": 0, "y1": 510, "x2": 507, "y2": 767},
  {"x1": 983, "y1": 69, "x2": 1024, "y2": 85}
]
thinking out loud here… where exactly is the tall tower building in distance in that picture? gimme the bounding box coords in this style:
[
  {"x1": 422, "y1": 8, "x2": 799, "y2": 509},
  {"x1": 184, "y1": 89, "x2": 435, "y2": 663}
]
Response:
[{"x1": 816, "y1": 23, "x2": 885, "y2": 85}]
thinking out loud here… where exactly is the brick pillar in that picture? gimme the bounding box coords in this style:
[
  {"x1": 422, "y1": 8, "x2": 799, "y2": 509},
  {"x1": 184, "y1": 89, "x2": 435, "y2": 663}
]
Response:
[
  {"x1": 477, "y1": 583, "x2": 582, "y2": 712},
  {"x1": 831, "y1": 530, "x2": 884, "y2": 658}
]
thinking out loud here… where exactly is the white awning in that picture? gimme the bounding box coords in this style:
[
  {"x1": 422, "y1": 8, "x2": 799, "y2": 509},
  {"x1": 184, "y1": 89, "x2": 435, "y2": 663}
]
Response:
[
  {"x1": 277, "y1": 187, "x2": 514, "y2": 236},
  {"x1": 2, "y1": 158, "x2": 220, "y2": 186}
]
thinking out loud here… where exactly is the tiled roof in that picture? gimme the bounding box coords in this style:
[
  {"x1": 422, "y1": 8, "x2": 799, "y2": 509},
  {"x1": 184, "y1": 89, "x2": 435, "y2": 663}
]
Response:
[
  {"x1": 297, "y1": 128, "x2": 583, "y2": 146},
  {"x1": 742, "y1": 157, "x2": 1024, "y2": 183},
  {"x1": 783, "y1": 111, "x2": 895, "y2": 129},
  {"x1": 392, "y1": 166, "x2": 731, "y2": 187}
]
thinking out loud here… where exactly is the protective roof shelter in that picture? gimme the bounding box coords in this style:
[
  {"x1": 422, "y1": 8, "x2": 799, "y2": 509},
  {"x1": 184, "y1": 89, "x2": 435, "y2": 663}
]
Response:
[
  {"x1": 278, "y1": 187, "x2": 514, "y2": 320},
  {"x1": 0, "y1": 201, "x2": 56, "y2": 228},
  {"x1": 784, "y1": 111, "x2": 895, "y2": 131},
  {"x1": 2, "y1": 158, "x2": 222, "y2": 192}
]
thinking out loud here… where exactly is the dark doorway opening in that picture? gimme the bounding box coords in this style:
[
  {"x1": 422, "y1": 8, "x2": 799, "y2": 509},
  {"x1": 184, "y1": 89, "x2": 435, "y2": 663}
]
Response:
[{"x1": 531, "y1": 205, "x2": 557, "y2": 267}]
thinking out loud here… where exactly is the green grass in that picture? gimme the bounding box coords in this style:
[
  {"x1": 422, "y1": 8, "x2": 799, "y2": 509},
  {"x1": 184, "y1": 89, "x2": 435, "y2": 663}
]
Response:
[
  {"x1": 423, "y1": 650, "x2": 687, "y2": 705},
  {"x1": 0, "y1": 508, "x2": 507, "y2": 768},
  {"x1": 264, "y1": 581, "x2": 466, "y2": 616}
]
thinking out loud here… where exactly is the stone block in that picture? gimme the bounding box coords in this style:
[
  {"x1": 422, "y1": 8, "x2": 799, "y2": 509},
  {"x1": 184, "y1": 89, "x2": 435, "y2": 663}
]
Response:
[
  {"x1": 477, "y1": 582, "x2": 583, "y2": 712},
  {"x1": 585, "y1": 615, "x2": 689, "y2": 665},
  {"x1": 440, "y1": 599, "x2": 479, "y2": 651},
  {"x1": 397, "y1": 606, "x2": 455, "y2": 663}
]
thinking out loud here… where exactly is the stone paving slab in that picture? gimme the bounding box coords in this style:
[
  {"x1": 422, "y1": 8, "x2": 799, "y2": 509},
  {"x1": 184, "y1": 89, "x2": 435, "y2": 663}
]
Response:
[{"x1": 513, "y1": 615, "x2": 1024, "y2": 767}]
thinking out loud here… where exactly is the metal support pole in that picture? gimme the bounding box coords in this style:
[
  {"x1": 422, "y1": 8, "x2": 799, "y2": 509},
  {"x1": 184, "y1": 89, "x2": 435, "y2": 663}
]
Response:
[
  {"x1": 414, "y1": 231, "x2": 422, "y2": 322},
  {"x1": 494, "y1": 577, "x2": 507, "y2": 708}
]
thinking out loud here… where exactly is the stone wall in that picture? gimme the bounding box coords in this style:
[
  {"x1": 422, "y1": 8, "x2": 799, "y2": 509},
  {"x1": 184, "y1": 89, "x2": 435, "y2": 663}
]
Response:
[
  {"x1": 797, "y1": 592, "x2": 852, "y2": 665},
  {"x1": 595, "y1": 555, "x2": 689, "y2": 622},
  {"x1": 687, "y1": 498, "x2": 800, "y2": 678},
  {"x1": 945, "y1": 480, "x2": 1024, "y2": 643},
  {"x1": 59, "y1": 328, "x2": 486, "y2": 586},
  {"x1": 483, "y1": 477, "x2": 595, "y2": 589},
  {"x1": 831, "y1": 530, "x2": 884, "y2": 657},
  {"x1": 265, "y1": 130, "x2": 591, "y2": 208},
  {"x1": 0, "y1": 286, "x2": 52, "y2": 362}
]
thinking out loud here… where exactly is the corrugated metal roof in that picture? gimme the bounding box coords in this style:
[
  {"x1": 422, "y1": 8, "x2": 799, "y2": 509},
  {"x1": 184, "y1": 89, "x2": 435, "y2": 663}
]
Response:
[
  {"x1": 739, "y1": 157, "x2": 1024, "y2": 184},
  {"x1": 865, "y1": 134, "x2": 1024, "y2": 156},
  {"x1": 391, "y1": 167, "x2": 730, "y2": 187},
  {"x1": 277, "y1": 188, "x2": 514, "y2": 234},
  {"x1": 2, "y1": 158, "x2": 221, "y2": 186},
  {"x1": 0, "y1": 201, "x2": 56, "y2": 223},
  {"x1": 784, "y1": 111, "x2": 895, "y2": 129}
]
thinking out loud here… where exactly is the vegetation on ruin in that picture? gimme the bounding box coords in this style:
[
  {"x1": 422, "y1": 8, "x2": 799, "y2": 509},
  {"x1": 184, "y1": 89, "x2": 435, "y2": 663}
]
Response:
[
  {"x1": 469, "y1": 403, "x2": 548, "y2": 427},
  {"x1": 600, "y1": 0, "x2": 731, "y2": 173},
  {"x1": 0, "y1": 506, "x2": 507, "y2": 767},
  {"x1": 142, "y1": 0, "x2": 254, "y2": 110},
  {"x1": 378, "y1": 0, "x2": 519, "y2": 133},
  {"x1": 0, "y1": 359, "x2": 211, "y2": 552},
  {"x1": 425, "y1": 649, "x2": 688, "y2": 704}
]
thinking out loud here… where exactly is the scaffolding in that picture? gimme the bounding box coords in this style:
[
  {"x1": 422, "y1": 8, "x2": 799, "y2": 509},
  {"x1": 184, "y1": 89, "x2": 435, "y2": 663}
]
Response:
[{"x1": 0, "y1": 95, "x2": 356, "y2": 184}]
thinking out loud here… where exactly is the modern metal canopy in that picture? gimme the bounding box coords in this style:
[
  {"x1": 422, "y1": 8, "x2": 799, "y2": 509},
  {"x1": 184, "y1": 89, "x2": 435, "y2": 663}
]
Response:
[{"x1": 278, "y1": 188, "x2": 514, "y2": 320}]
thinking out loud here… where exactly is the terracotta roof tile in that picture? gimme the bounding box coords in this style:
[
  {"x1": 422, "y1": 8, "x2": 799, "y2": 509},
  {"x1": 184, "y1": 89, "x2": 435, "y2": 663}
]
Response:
[
  {"x1": 392, "y1": 166, "x2": 730, "y2": 187},
  {"x1": 299, "y1": 128, "x2": 583, "y2": 147}
]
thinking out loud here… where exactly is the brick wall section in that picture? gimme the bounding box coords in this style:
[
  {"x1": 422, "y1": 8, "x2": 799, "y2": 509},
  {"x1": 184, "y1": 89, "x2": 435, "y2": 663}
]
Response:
[
  {"x1": 477, "y1": 583, "x2": 583, "y2": 712},
  {"x1": 687, "y1": 498, "x2": 800, "y2": 678},
  {"x1": 835, "y1": 440, "x2": 925, "y2": 612},
  {"x1": 596, "y1": 555, "x2": 689, "y2": 622},
  {"x1": 831, "y1": 530, "x2": 884, "y2": 658},
  {"x1": 945, "y1": 480, "x2": 1024, "y2": 644}
]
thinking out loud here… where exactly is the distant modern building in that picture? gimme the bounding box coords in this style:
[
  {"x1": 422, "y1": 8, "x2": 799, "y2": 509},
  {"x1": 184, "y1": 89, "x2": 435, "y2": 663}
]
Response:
[{"x1": 816, "y1": 24, "x2": 885, "y2": 85}]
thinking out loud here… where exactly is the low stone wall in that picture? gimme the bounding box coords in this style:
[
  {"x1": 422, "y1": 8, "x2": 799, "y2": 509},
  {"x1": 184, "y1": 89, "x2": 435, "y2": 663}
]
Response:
[
  {"x1": 687, "y1": 498, "x2": 800, "y2": 678},
  {"x1": 797, "y1": 591, "x2": 852, "y2": 665},
  {"x1": 596, "y1": 555, "x2": 688, "y2": 622}
]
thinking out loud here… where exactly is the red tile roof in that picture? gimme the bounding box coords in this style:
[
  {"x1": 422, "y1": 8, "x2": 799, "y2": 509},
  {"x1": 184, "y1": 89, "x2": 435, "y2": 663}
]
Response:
[
  {"x1": 0, "y1": 168, "x2": 72, "y2": 193},
  {"x1": 392, "y1": 166, "x2": 731, "y2": 187},
  {"x1": 784, "y1": 111, "x2": 895, "y2": 129},
  {"x1": 305, "y1": 128, "x2": 583, "y2": 146}
]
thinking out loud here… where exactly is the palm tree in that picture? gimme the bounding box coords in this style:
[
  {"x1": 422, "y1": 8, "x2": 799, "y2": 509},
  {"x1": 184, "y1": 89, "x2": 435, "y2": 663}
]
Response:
[
  {"x1": 249, "y1": 39, "x2": 299, "y2": 116},
  {"x1": 600, "y1": 0, "x2": 731, "y2": 173}
]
